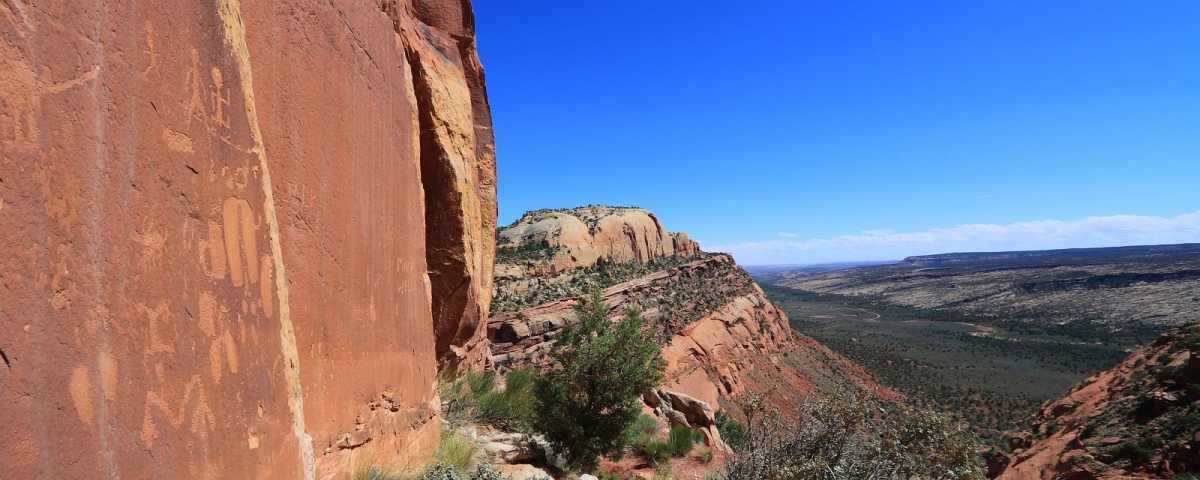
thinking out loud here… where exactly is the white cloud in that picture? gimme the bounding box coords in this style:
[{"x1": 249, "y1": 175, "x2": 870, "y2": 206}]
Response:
[
  {"x1": 707, "y1": 211, "x2": 1200, "y2": 266},
  {"x1": 777, "y1": 232, "x2": 798, "y2": 238}
]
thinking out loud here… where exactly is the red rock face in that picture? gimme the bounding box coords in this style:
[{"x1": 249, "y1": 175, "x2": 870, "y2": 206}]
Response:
[
  {"x1": 993, "y1": 323, "x2": 1200, "y2": 480},
  {"x1": 489, "y1": 254, "x2": 895, "y2": 422},
  {"x1": 0, "y1": 0, "x2": 494, "y2": 478}
]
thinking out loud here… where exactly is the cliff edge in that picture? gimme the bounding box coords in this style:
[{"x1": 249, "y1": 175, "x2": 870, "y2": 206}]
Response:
[{"x1": 489, "y1": 207, "x2": 893, "y2": 443}]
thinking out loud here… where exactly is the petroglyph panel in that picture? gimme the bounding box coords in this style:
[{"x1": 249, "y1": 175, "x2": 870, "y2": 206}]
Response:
[{"x1": 0, "y1": 0, "x2": 497, "y2": 477}]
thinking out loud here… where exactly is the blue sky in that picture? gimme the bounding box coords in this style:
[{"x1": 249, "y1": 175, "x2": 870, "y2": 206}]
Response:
[{"x1": 475, "y1": 1, "x2": 1200, "y2": 265}]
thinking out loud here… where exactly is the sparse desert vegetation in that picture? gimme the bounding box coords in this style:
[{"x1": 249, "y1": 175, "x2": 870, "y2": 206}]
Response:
[{"x1": 759, "y1": 284, "x2": 1130, "y2": 445}]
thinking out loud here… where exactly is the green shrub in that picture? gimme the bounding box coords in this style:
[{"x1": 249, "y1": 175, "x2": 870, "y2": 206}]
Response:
[
  {"x1": 715, "y1": 410, "x2": 748, "y2": 453},
  {"x1": 721, "y1": 390, "x2": 985, "y2": 479},
  {"x1": 434, "y1": 429, "x2": 482, "y2": 474},
  {"x1": 466, "y1": 370, "x2": 496, "y2": 397},
  {"x1": 667, "y1": 426, "x2": 698, "y2": 457},
  {"x1": 1112, "y1": 440, "x2": 1153, "y2": 465},
  {"x1": 353, "y1": 454, "x2": 406, "y2": 480},
  {"x1": 477, "y1": 367, "x2": 536, "y2": 430},
  {"x1": 698, "y1": 448, "x2": 714, "y2": 464},
  {"x1": 643, "y1": 440, "x2": 672, "y2": 465},
  {"x1": 626, "y1": 413, "x2": 660, "y2": 448},
  {"x1": 418, "y1": 462, "x2": 512, "y2": 480},
  {"x1": 531, "y1": 289, "x2": 667, "y2": 471}
]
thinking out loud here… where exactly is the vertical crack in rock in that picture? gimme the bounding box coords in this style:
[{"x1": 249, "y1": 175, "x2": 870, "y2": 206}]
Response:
[
  {"x1": 400, "y1": 0, "x2": 498, "y2": 373},
  {"x1": 404, "y1": 45, "x2": 473, "y2": 372},
  {"x1": 216, "y1": 1, "x2": 314, "y2": 478}
]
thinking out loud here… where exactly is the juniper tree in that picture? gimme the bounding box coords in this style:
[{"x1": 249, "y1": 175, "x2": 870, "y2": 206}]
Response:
[{"x1": 532, "y1": 289, "x2": 667, "y2": 471}]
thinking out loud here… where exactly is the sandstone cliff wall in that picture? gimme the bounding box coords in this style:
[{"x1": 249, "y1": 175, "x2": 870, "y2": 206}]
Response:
[{"x1": 0, "y1": 0, "x2": 495, "y2": 478}]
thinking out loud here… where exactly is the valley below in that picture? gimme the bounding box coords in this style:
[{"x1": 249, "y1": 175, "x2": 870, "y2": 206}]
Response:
[
  {"x1": 757, "y1": 283, "x2": 1131, "y2": 445},
  {"x1": 755, "y1": 244, "x2": 1200, "y2": 476}
]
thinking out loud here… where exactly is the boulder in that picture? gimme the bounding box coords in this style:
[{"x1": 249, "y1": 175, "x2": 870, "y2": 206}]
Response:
[
  {"x1": 477, "y1": 431, "x2": 545, "y2": 464},
  {"x1": 644, "y1": 389, "x2": 724, "y2": 449}
]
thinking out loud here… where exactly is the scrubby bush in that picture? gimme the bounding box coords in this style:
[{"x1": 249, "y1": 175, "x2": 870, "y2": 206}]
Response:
[
  {"x1": 418, "y1": 462, "x2": 511, "y2": 480},
  {"x1": 477, "y1": 367, "x2": 537, "y2": 430},
  {"x1": 434, "y1": 429, "x2": 483, "y2": 474},
  {"x1": 626, "y1": 413, "x2": 660, "y2": 449},
  {"x1": 714, "y1": 410, "x2": 748, "y2": 453},
  {"x1": 644, "y1": 440, "x2": 672, "y2": 465},
  {"x1": 440, "y1": 367, "x2": 537, "y2": 432},
  {"x1": 531, "y1": 289, "x2": 667, "y2": 471},
  {"x1": 719, "y1": 390, "x2": 985, "y2": 480},
  {"x1": 352, "y1": 435, "x2": 504, "y2": 480},
  {"x1": 667, "y1": 426, "x2": 699, "y2": 457},
  {"x1": 698, "y1": 448, "x2": 715, "y2": 464},
  {"x1": 1112, "y1": 439, "x2": 1154, "y2": 465}
]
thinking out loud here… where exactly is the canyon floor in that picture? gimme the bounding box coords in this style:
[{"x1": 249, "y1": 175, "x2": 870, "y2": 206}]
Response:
[{"x1": 755, "y1": 243, "x2": 1200, "y2": 454}]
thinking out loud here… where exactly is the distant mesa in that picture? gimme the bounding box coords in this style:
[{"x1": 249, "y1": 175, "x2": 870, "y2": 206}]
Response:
[{"x1": 900, "y1": 243, "x2": 1200, "y2": 267}]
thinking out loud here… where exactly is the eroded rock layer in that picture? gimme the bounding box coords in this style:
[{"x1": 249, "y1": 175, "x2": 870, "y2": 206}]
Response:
[
  {"x1": 0, "y1": 0, "x2": 495, "y2": 478},
  {"x1": 992, "y1": 322, "x2": 1200, "y2": 480},
  {"x1": 495, "y1": 206, "x2": 700, "y2": 281},
  {"x1": 489, "y1": 252, "x2": 893, "y2": 425}
]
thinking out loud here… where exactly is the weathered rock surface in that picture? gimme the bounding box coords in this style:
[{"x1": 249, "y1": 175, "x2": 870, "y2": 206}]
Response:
[
  {"x1": 644, "y1": 389, "x2": 724, "y2": 448},
  {"x1": 0, "y1": 0, "x2": 495, "y2": 478},
  {"x1": 495, "y1": 206, "x2": 699, "y2": 280},
  {"x1": 477, "y1": 430, "x2": 545, "y2": 464},
  {"x1": 489, "y1": 243, "x2": 893, "y2": 428},
  {"x1": 993, "y1": 323, "x2": 1200, "y2": 479}
]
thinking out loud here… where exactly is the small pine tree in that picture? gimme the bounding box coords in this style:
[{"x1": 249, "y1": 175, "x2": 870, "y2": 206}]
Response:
[{"x1": 532, "y1": 289, "x2": 667, "y2": 471}]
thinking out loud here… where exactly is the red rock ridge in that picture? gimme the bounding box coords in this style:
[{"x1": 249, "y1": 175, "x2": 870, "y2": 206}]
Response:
[
  {"x1": 488, "y1": 254, "x2": 894, "y2": 424},
  {"x1": 992, "y1": 322, "x2": 1200, "y2": 479},
  {"x1": 0, "y1": 0, "x2": 494, "y2": 478}
]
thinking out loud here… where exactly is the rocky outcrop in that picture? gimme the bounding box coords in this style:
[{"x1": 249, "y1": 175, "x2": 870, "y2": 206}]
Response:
[
  {"x1": 496, "y1": 206, "x2": 698, "y2": 280},
  {"x1": 992, "y1": 323, "x2": 1200, "y2": 479},
  {"x1": 0, "y1": 1, "x2": 494, "y2": 478},
  {"x1": 489, "y1": 251, "x2": 894, "y2": 428},
  {"x1": 644, "y1": 389, "x2": 723, "y2": 448}
]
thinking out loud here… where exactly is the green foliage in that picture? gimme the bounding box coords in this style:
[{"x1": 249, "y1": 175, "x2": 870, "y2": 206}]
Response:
[
  {"x1": 440, "y1": 367, "x2": 536, "y2": 432},
  {"x1": 625, "y1": 413, "x2": 660, "y2": 448},
  {"x1": 466, "y1": 370, "x2": 496, "y2": 397},
  {"x1": 643, "y1": 441, "x2": 672, "y2": 465},
  {"x1": 418, "y1": 462, "x2": 512, "y2": 480},
  {"x1": 477, "y1": 367, "x2": 537, "y2": 430},
  {"x1": 494, "y1": 241, "x2": 561, "y2": 264},
  {"x1": 698, "y1": 448, "x2": 715, "y2": 464},
  {"x1": 715, "y1": 410, "x2": 748, "y2": 453},
  {"x1": 492, "y1": 252, "x2": 721, "y2": 313},
  {"x1": 531, "y1": 289, "x2": 668, "y2": 471},
  {"x1": 720, "y1": 390, "x2": 985, "y2": 480},
  {"x1": 1111, "y1": 439, "x2": 1154, "y2": 465},
  {"x1": 352, "y1": 440, "x2": 507, "y2": 480},
  {"x1": 761, "y1": 283, "x2": 1130, "y2": 445},
  {"x1": 667, "y1": 426, "x2": 699, "y2": 457},
  {"x1": 434, "y1": 429, "x2": 483, "y2": 474}
]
